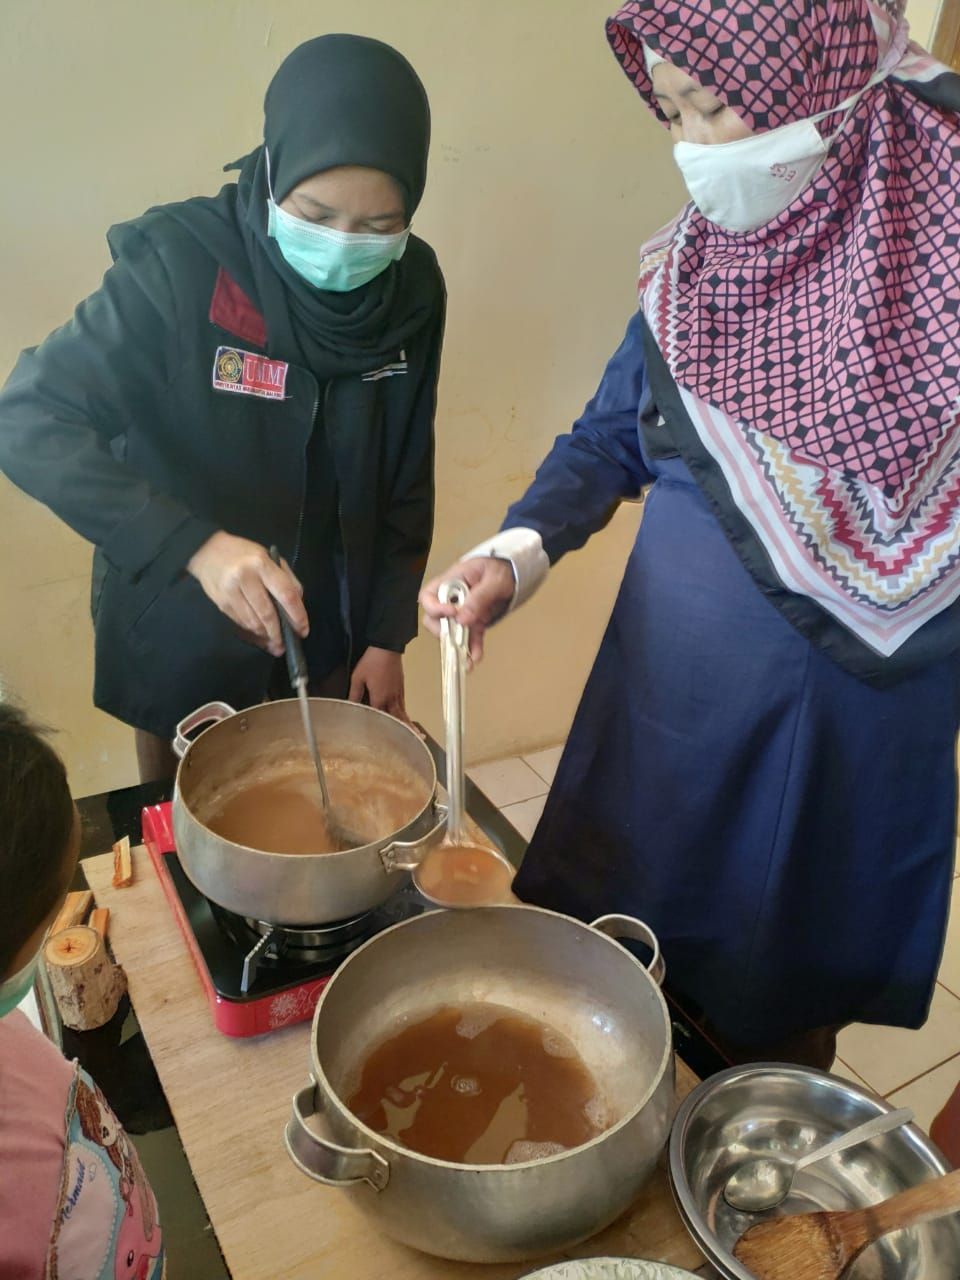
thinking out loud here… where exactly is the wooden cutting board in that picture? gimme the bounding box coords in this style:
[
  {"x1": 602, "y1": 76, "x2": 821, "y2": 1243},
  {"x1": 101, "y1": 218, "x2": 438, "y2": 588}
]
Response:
[{"x1": 84, "y1": 848, "x2": 708, "y2": 1280}]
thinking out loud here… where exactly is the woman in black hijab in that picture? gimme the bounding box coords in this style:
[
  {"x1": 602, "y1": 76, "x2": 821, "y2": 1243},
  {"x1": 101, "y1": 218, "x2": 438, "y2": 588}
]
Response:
[{"x1": 0, "y1": 35, "x2": 445, "y2": 780}]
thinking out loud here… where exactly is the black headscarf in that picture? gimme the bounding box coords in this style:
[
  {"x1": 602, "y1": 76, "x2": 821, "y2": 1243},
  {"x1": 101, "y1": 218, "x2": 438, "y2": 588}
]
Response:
[{"x1": 166, "y1": 34, "x2": 440, "y2": 377}]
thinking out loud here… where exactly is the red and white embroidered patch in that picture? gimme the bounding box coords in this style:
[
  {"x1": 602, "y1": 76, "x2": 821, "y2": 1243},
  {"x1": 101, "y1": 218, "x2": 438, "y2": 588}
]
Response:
[{"x1": 212, "y1": 346, "x2": 288, "y2": 400}]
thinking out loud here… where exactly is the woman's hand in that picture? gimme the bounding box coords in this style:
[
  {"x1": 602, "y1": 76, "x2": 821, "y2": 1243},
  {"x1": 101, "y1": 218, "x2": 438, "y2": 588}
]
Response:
[
  {"x1": 187, "y1": 532, "x2": 307, "y2": 657},
  {"x1": 419, "y1": 557, "x2": 515, "y2": 662},
  {"x1": 349, "y1": 647, "x2": 407, "y2": 720}
]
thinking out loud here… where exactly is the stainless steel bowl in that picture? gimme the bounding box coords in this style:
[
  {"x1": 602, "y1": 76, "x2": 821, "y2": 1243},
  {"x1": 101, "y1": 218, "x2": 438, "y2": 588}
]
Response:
[{"x1": 669, "y1": 1064, "x2": 960, "y2": 1279}]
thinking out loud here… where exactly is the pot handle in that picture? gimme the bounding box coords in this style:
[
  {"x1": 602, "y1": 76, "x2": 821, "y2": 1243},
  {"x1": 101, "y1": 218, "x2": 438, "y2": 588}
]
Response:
[
  {"x1": 171, "y1": 701, "x2": 237, "y2": 759},
  {"x1": 284, "y1": 1081, "x2": 389, "y2": 1191},
  {"x1": 590, "y1": 915, "x2": 665, "y2": 988},
  {"x1": 379, "y1": 803, "x2": 449, "y2": 873}
]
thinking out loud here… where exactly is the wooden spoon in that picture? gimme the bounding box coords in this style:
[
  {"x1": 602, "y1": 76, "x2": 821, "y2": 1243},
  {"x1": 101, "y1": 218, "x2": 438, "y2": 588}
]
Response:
[{"x1": 733, "y1": 1166, "x2": 960, "y2": 1279}]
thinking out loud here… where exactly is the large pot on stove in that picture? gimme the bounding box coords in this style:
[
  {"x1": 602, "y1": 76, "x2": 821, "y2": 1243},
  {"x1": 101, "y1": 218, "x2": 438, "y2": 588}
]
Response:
[
  {"x1": 285, "y1": 905, "x2": 675, "y2": 1263},
  {"x1": 171, "y1": 699, "x2": 445, "y2": 925}
]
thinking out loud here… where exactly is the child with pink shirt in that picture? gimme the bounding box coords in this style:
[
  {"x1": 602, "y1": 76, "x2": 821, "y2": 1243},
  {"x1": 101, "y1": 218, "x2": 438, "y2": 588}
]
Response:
[{"x1": 0, "y1": 704, "x2": 164, "y2": 1279}]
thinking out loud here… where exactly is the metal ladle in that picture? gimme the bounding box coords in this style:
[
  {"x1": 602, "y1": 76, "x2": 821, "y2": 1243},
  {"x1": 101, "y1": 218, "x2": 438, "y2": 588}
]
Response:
[
  {"x1": 723, "y1": 1105, "x2": 914, "y2": 1213},
  {"x1": 439, "y1": 578, "x2": 470, "y2": 846},
  {"x1": 412, "y1": 578, "x2": 516, "y2": 906}
]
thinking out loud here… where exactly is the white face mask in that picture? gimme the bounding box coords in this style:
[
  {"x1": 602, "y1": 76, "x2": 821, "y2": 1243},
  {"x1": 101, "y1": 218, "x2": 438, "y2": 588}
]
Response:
[{"x1": 673, "y1": 65, "x2": 891, "y2": 233}]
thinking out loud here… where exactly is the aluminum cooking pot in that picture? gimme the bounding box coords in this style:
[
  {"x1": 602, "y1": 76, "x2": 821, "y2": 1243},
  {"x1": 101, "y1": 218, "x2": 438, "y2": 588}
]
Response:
[
  {"x1": 171, "y1": 699, "x2": 446, "y2": 925},
  {"x1": 285, "y1": 905, "x2": 674, "y2": 1263}
]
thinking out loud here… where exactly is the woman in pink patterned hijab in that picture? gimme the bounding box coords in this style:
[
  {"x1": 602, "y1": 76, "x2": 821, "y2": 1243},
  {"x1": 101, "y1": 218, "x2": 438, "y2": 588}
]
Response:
[
  {"x1": 609, "y1": 0, "x2": 960, "y2": 667},
  {"x1": 422, "y1": 2, "x2": 960, "y2": 1068}
]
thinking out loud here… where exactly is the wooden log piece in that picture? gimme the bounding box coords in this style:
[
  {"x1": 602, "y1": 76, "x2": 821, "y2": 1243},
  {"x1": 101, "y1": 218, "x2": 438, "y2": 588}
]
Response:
[
  {"x1": 49, "y1": 889, "x2": 93, "y2": 938},
  {"x1": 89, "y1": 906, "x2": 110, "y2": 939},
  {"x1": 44, "y1": 925, "x2": 127, "y2": 1031}
]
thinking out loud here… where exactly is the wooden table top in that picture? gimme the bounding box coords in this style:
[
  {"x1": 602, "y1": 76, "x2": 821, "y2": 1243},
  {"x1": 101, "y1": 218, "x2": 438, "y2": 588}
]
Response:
[{"x1": 85, "y1": 847, "x2": 710, "y2": 1280}]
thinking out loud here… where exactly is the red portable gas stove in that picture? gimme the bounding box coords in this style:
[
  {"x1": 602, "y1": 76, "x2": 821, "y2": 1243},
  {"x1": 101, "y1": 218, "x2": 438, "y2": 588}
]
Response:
[{"x1": 142, "y1": 802, "x2": 430, "y2": 1038}]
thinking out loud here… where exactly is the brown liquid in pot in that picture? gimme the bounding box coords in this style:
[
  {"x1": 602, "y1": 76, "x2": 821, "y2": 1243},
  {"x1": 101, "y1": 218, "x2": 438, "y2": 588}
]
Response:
[
  {"x1": 346, "y1": 1003, "x2": 607, "y2": 1164},
  {"x1": 203, "y1": 755, "x2": 427, "y2": 854}
]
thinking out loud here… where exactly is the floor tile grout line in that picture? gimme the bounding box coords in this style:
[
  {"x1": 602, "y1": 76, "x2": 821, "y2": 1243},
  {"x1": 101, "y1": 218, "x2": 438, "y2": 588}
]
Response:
[
  {"x1": 499, "y1": 795, "x2": 548, "y2": 812},
  {"x1": 936, "y1": 976, "x2": 960, "y2": 1003},
  {"x1": 835, "y1": 1057, "x2": 873, "y2": 1089},
  {"x1": 477, "y1": 790, "x2": 548, "y2": 805},
  {"x1": 882, "y1": 1049, "x2": 960, "y2": 1101}
]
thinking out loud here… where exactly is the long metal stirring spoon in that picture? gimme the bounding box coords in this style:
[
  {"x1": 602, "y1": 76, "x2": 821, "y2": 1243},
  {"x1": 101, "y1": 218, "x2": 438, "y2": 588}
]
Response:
[
  {"x1": 723, "y1": 1106, "x2": 914, "y2": 1213},
  {"x1": 268, "y1": 547, "x2": 364, "y2": 851}
]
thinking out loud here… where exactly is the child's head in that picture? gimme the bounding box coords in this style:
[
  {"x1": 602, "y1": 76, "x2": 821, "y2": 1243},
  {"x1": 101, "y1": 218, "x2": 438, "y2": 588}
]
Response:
[{"x1": 0, "y1": 703, "x2": 78, "y2": 979}]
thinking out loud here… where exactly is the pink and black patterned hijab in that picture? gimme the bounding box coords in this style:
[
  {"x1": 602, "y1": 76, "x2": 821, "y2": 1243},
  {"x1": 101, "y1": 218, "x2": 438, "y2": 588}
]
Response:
[{"x1": 607, "y1": 0, "x2": 960, "y2": 677}]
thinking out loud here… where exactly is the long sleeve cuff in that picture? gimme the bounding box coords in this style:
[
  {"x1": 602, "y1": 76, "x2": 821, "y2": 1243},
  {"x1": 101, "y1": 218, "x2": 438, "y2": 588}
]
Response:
[{"x1": 463, "y1": 526, "x2": 550, "y2": 612}]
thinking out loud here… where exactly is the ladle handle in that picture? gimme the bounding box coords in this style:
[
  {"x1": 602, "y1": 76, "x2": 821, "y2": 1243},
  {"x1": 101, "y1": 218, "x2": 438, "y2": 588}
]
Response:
[
  {"x1": 439, "y1": 578, "x2": 470, "y2": 846},
  {"x1": 793, "y1": 1106, "x2": 914, "y2": 1173},
  {"x1": 269, "y1": 546, "x2": 307, "y2": 688}
]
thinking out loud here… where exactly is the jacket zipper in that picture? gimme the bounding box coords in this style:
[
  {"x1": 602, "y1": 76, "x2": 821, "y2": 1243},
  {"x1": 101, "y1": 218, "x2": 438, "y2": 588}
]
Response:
[
  {"x1": 326, "y1": 381, "x2": 354, "y2": 677},
  {"x1": 290, "y1": 374, "x2": 318, "y2": 573}
]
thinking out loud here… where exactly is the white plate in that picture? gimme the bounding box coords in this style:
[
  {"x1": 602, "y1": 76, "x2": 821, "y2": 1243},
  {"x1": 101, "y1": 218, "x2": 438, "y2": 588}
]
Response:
[{"x1": 523, "y1": 1260, "x2": 701, "y2": 1280}]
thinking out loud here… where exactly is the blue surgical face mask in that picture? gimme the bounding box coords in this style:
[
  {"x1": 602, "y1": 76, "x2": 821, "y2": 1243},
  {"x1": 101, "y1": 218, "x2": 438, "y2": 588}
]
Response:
[
  {"x1": 266, "y1": 200, "x2": 410, "y2": 292},
  {"x1": 0, "y1": 947, "x2": 42, "y2": 1018}
]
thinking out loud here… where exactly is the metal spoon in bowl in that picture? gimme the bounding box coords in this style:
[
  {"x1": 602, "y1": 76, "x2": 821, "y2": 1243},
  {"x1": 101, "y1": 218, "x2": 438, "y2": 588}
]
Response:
[{"x1": 723, "y1": 1106, "x2": 914, "y2": 1213}]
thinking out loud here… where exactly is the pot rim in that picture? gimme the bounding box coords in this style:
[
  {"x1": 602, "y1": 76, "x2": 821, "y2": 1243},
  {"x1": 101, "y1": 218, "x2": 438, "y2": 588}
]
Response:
[
  {"x1": 308, "y1": 903, "x2": 674, "y2": 1172},
  {"x1": 174, "y1": 697, "x2": 438, "y2": 861}
]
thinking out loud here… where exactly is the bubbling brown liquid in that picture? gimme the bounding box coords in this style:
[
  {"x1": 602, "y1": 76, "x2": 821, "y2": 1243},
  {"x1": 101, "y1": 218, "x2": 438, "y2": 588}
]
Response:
[
  {"x1": 203, "y1": 754, "x2": 427, "y2": 854},
  {"x1": 346, "y1": 1003, "x2": 607, "y2": 1164}
]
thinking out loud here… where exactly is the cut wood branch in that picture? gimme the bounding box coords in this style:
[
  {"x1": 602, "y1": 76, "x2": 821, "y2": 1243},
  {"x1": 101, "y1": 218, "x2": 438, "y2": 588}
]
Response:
[
  {"x1": 112, "y1": 836, "x2": 133, "y2": 888},
  {"x1": 49, "y1": 890, "x2": 93, "y2": 938},
  {"x1": 89, "y1": 907, "x2": 110, "y2": 939},
  {"x1": 44, "y1": 925, "x2": 126, "y2": 1030}
]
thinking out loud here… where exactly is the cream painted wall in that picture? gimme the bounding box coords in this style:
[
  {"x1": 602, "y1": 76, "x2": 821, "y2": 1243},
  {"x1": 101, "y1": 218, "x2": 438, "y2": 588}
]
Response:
[
  {"x1": 908, "y1": 0, "x2": 942, "y2": 45},
  {"x1": 3, "y1": 1, "x2": 936, "y2": 799},
  {"x1": 0, "y1": 1, "x2": 683, "y2": 796}
]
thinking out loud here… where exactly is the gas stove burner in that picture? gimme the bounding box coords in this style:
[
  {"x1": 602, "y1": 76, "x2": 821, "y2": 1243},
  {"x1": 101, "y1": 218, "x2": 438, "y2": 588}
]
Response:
[
  {"x1": 242, "y1": 912, "x2": 374, "y2": 948},
  {"x1": 142, "y1": 801, "x2": 436, "y2": 1036},
  {"x1": 209, "y1": 904, "x2": 376, "y2": 992}
]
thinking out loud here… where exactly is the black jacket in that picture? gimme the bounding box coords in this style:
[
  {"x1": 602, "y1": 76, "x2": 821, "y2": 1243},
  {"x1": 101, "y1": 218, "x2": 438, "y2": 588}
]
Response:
[{"x1": 0, "y1": 206, "x2": 444, "y2": 737}]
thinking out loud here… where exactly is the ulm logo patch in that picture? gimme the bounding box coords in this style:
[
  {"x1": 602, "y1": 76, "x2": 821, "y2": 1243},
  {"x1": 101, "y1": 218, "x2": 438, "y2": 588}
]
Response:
[{"x1": 212, "y1": 346, "x2": 288, "y2": 400}]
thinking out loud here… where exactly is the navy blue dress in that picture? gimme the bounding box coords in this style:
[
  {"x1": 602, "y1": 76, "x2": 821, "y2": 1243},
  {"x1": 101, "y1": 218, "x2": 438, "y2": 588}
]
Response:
[{"x1": 508, "y1": 310, "x2": 960, "y2": 1047}]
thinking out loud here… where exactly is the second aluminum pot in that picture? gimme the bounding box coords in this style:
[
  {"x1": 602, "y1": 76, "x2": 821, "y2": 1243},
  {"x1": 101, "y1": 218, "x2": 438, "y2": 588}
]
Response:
[
  {"x1": 171, "y1": 699, "x2": 445, "y2": 925},
  {"x1": 285, "y1": 905, "x2": 674, "y2": 1262}
]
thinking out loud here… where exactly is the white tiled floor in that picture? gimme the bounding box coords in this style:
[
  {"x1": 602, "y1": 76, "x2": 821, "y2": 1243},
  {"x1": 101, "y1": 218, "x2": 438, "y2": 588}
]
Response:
[
  {"x1": 889, "y1": 1054, "x2": 960, "y2": 1134},
  {"x1": 837, "y1": 984, "x2": 960, "y2": 1097},
  {"x1": 500, "y1": 794, "x2": 548, "y2": 841},
  {"x1": 523, "y1": 745, "x2": 564, "y2": 787},
  {"x1": 484, "y1": 744, "x2": 960, "y2": 1144},
  {"x1": 467, "y1": 756, "x2": 550, "y2": 808},
  {"x1": 936, "y1": 877, "x2": 960, "y2": 997}
]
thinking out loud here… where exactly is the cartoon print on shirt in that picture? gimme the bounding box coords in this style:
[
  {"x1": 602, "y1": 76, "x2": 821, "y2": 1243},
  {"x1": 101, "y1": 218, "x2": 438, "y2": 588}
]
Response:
[
  {"x1": 74, "y1": 1079, "x2": 161, "y2": 1270},
  {"x1": 47, "y1": 1070, "x2": 164, "y2": 1280}
]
